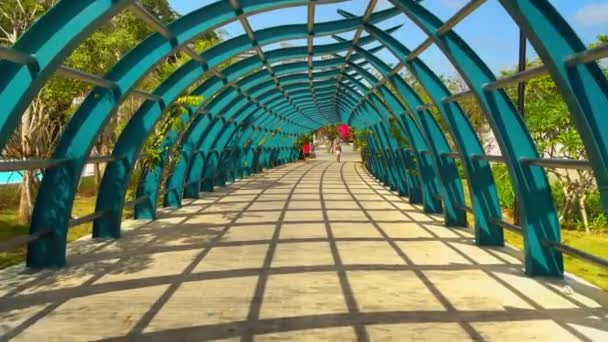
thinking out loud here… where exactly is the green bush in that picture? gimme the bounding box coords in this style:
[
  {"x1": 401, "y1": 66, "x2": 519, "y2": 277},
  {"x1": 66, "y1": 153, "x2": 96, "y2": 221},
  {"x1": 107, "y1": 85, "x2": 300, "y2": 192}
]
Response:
[
  {"x1": 491, "y1": 164, "x2": 515, "y2": 210},
  {"x1": 547, "y1": 182, "x2": 607, "y2": 231},
  {"x1": 585, "y1": 191, "x2": 606, "y2": 219},
  {"x1": 550, "y1": 181, "x2": 565, "y2": 210},
  {"x1": 489, "y1": 164, "x2": 606, "y2": 231},
  {"x1": 353, "y1": 128, "x2": 373, "y2": 162},
  {"x1": 574, "y1": 190, "x2": 608, "y2": 232}
]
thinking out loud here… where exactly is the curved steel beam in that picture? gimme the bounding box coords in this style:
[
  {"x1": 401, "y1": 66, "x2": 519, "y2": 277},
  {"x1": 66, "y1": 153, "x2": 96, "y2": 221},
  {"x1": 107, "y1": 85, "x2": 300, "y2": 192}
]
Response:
[
  {"x1": 134, "y1": 58, "x2": 373, "y2": 218},
  {"x1": 169, "y1": 65, "x2": 399, "y2": 208},
  {"x1": 27, "y1": 0, "x2": 343, "y2": 267},
  {"x1": 0, "y1": 0, "x2": 131, "y2": 149},
  {"x1": 11, "y1": 0, "x2": 599, "y2": 276},
  {"x1": 361, "y1": 22, "x2": 502, "y2": 244},
  {"x1": 390, "y1": 0, "x2": 562, "y2": 276},
  {"x1": 499, "y1": 0, "x2": 608, "y2": 217},
  {"x1": 27, "y1": 11, "x2": 396, "y2": 266},
  {"x1": 0, "y1": 0, "x2": 332, "y2": 150},
  {"x1": 344, "y1": 42, "x2": 468, "y2": 227}
]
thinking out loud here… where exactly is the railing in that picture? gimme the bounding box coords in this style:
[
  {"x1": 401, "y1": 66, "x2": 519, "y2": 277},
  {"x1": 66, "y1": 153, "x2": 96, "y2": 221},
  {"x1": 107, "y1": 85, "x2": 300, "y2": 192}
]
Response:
[
  {"x1": 0, "y1": 1, "x2": 178, "y2": 257},
  {"x1": 0, "y1": 155, "x2": 123, "y2": 172},
  {"x1": 360, "y1": 0, "x2": 608, "y2": 272},
  {"x1": 0, "y1": 149, "x2": 256, "y2": 254},
  {"x1": 0, "y1": 230, "x2": 52, "y2": 253},
  {"x1": 431, "y1": 151, "x2": 608, "y2": 270},
  {"x1": 366, "y1": 1, "x2": 608, "y2": 273},
  {"x1": 417, "y1": 41, "x2": 608, "y2": 109},
  {"x1": 0, "y1": 154, "x2": 150, "y2": 254},
  {"x1": 442, "y1": 152, "x2": 594, "y2": 171}
]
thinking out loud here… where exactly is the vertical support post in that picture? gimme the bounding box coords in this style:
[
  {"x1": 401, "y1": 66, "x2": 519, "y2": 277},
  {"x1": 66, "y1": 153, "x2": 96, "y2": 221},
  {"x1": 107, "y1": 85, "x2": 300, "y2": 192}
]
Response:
[{"x1": 513, "y1": 29, "x2": 527, "y2": 225}]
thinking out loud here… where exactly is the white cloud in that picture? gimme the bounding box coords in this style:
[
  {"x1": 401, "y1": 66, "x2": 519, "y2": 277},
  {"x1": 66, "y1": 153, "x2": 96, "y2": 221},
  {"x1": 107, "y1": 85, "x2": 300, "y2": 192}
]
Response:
[{"x1": 575, "y1": 3, "x2": 608, "y2": 27}]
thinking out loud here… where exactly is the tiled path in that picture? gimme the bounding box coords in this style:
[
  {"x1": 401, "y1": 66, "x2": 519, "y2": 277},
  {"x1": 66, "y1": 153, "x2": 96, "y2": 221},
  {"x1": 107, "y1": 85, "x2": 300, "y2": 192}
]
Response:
[{"x1": 1, "y1": 154, "x2": 607, "y2": 341}]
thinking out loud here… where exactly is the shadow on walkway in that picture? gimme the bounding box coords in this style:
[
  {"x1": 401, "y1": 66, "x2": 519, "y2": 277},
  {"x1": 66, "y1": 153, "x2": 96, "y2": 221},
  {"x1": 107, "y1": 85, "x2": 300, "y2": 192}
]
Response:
[{"x1": 1, "y1": 154, "x2": 607, "y2": 341}]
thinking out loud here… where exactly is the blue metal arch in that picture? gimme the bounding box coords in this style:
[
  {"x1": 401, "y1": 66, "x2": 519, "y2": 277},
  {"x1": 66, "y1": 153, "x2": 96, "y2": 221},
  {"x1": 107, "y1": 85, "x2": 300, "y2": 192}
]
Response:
[
  {"x1": 27, "y1": 10, "x2": 397, "y2": 266},
  {"x1": 360, "y1": 22, "x2": 503, "y2": 246},
  {"x1": 389, "y1": 0, "x2": 562, "y2": 276},
  {"x1": 0, "y1": 0, "x2": 604, "y2": 277}
]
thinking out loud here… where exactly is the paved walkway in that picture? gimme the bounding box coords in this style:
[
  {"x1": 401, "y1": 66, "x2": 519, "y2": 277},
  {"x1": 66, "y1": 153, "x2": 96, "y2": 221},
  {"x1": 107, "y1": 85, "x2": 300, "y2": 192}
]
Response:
[{"x1": 1, "y1": 153, "x2": 607, "y2": 341}]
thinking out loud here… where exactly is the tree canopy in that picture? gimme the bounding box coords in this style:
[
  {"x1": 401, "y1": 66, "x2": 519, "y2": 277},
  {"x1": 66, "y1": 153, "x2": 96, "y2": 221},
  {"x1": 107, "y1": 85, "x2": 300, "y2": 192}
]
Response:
[{"x1": 0, "y1": 0, "x2": 222, "y2": 224}]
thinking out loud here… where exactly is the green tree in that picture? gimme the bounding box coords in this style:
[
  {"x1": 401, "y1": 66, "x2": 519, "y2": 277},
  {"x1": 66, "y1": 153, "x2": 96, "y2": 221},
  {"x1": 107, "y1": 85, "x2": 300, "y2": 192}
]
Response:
[
  {"x1": 590, "y1": 34, "x2": 608, "y2": 48},
  {"x1": 0, "y1": 0, "x2": 219, "y2": 224},
  {"x1": 495, "y1": 35, "x2": 608, "y2": 232},
  {"x1": 388, "y1": 115, "x2": 409, "y2": 149},
  {"x1": 1, "y1": 0, "x2": 61, "y2": 224},
  {"x1": 318, "y1": 124, "x2": 341, "y2": 152},
  {"x1": 294, "y1": 132, "x2": 313, "y2": 159},
  {"x1": 352, "y1": 128, "x2": 374, "y2": 162}
]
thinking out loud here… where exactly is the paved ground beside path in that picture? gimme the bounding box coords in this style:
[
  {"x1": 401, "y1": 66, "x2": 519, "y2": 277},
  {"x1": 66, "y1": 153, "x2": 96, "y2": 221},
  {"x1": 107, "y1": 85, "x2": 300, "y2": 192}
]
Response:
[{"x1": 1, "y1": 153, "x2": 607, "y2": 341}]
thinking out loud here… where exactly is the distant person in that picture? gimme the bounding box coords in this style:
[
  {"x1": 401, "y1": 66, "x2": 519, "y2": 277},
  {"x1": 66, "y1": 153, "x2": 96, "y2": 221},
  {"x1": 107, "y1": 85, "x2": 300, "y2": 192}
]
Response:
[{"x1": 335, "y1": 142, "x2": 342, "y2": 163}]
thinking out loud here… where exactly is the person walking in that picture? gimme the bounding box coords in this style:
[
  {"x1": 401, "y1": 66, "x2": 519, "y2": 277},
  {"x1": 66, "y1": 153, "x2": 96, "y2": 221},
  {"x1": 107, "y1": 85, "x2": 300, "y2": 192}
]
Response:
[{"x1": 335, "y1": 142, "x2": 342, "y2": 163}]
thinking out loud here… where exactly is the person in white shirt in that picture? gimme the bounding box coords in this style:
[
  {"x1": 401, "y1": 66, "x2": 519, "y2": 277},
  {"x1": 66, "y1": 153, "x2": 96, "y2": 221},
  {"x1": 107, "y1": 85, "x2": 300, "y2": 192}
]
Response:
[{"x1": 334, "y1": 142, "x2": 342, "y2": 163}]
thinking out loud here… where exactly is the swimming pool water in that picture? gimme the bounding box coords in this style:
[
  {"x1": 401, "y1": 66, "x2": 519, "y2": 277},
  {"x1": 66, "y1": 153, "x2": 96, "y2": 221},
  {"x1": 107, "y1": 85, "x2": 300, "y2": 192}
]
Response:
[{"x1": 0, "y1": 172, "x2": 22, "y2": 184}]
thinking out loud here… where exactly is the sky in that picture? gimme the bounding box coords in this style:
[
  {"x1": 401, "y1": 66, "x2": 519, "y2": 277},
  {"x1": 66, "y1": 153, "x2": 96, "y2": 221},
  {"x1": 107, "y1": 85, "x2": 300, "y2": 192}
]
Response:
[{"x1": 167, "y1": 0, "x2": 608, "y2": 77}]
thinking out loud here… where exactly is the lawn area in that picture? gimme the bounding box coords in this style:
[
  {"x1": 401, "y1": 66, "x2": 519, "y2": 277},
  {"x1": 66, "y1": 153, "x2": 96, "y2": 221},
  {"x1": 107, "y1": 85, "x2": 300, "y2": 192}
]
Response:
[
  {"x1": 459, "y1": 180, "x2": 608, "y2": 291},
  {"x1": 0, "y1": 177, "x2": 133, "y2": 269},
  {"x1": 502, "y1": 228, "x2": 608, "y2": 291}
]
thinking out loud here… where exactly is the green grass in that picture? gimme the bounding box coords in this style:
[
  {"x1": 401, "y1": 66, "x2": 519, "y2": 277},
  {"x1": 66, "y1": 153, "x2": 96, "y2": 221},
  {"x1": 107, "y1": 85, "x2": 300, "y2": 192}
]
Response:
[
  {"x1": 459, "y1": 180, "x2": 608, "y2": 291},
  {"x1": 503, "y1": 227, "x2": 608, "y2": 291},
  {"x1": 0, "y1": 183, "x2": 27, "y2": 268},
  {"x1": 0, "y1": 177, "x2": 133, "y2": 269}
]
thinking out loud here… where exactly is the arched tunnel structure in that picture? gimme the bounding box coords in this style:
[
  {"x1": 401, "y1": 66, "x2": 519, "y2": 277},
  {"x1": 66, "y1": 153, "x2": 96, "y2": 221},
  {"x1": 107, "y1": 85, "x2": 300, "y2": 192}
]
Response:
[{"x1": 1, "y1": 0, "x2": 608, "y2": 282}]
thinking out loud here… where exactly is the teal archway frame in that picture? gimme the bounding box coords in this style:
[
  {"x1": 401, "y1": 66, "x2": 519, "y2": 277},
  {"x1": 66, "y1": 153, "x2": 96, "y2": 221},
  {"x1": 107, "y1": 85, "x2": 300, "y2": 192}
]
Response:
[
  {"x1": 28, "y1": 6, "x2": 402, "y2": 266},
  {"x1": 131, "y1": 47, "x2": 384, "y2": 220},
  {"x1": 0, "y1": 0, "x2": 606, "y2": 277},
  {"x1": 388, "y1": 0, "x2": 563, "y2": 276}
]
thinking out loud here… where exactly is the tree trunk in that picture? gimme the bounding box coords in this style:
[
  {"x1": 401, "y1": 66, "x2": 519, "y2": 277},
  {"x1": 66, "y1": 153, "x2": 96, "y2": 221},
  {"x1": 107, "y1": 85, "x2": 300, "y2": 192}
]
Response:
[
  {"x1": 558, "y1": 184, "x2": 571, "y2": 222},
  {"x1": 93, "y1": 145, "x2": 102, "y2": 187},
  {"x1": 18, "y1": 169, "x2": 36, "y2": 224},
  {"x1": 579, "y1": 193, "x2": 589, "y2": 233},
  {"x1": 3, "y1": 0, "x2": 62, "y2": 225},
  {"x1": 18, "y1": 106, "x2": 35, "y2": 225},
  {"x1": 94, "y1": 162, "x2": 102, "y2": 186},
  {"x1": 93, "y1": 137, "x2": 111, "y2": 187}
]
